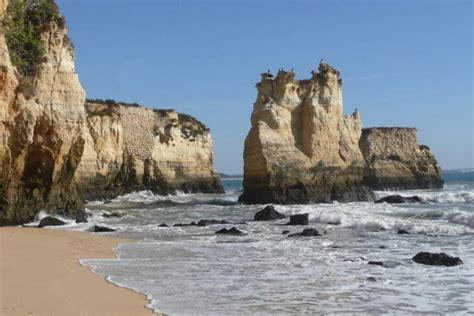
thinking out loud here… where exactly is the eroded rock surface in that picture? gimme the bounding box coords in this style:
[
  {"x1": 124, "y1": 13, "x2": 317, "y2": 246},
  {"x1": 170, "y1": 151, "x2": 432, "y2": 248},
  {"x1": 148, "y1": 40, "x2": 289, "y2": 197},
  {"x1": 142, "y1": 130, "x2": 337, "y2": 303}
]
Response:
[
  {"x1": 360, "y1": 128, "x2": 443, "y2": 190},
  {"x1": 76, "y1": 102, "x2": 223, "y2": 200},
  {"x1": 240, "y1": 63, "x2": 374, "y2": 204},
  {"x1": 0, "y1": 0, "x2": 86, "y2": 225}
]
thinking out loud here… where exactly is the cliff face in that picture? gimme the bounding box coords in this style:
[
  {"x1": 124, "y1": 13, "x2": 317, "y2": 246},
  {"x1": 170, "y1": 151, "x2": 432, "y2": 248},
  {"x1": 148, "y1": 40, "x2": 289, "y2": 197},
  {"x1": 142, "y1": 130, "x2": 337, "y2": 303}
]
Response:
[
  {"x1": 75, "y1": 102, "x2": 223, "y2": 200},
  {"x1": 0, "y1": 0, "x2": 223, "y2": 225},
  {"x1": 240, "y1": 64, "x2": 375, "y2": 204},
  {"x1": 360, "y1": 128, "x2": 443, "y2": 190},
  {"x1": 0, "y1": 0, "x2": 86, "y2": 225}
]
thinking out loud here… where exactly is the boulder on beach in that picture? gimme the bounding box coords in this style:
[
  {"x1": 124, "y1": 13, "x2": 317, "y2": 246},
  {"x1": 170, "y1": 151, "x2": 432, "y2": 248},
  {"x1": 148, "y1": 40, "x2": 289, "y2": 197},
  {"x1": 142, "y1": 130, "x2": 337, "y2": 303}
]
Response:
[
  {"x1": 254, "y1": 205, "x2": 286, "y2": 221},
  {"x1": 286, "y1": 213, "x2": 309, "y2": 225},
  {"x1": 288, "y1": 228, "x2": 321, "y2": 237},
  {"x1": 375, "y1": 195, "x2": 423, "y2": 204},
  {"x1": 215, "y1": 227, "x2": 245, "y2": 235},
  {"x1": 412, "y1": 252, "x2": 463, "y2": 267},
  {"x1": 38, "y1": 217, "x2": 67, "y2": 228},
  {"x1": 93, "y1": 225, "x2": 116, "y2": 232}
]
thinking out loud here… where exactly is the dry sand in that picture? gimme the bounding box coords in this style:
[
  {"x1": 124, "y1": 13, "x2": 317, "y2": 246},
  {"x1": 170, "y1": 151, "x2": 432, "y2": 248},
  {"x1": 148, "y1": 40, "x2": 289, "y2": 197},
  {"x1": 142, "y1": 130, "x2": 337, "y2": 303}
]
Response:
[{"x1": 0, "y1": 227, "x2": 156, "y2": 316}]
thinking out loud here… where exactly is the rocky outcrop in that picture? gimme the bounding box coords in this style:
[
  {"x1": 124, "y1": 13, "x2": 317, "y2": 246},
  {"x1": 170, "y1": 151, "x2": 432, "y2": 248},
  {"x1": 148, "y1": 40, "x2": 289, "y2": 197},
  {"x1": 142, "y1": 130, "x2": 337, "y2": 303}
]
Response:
[
  {"x1": 0, "y1": 0, "x2": 86, "y2": 225},
  {"x1": 0, "y1": 0, "x2": 222, "y2": 225},
  {"x1": 75, "y1": 101, "x2": 223, "y2": 200},
  {"x1": 240, "y1": 63, "x2": 375, "y2": 204},
  {"x1": 360, "y1": 128, "x2": 443, "y2": 190}
]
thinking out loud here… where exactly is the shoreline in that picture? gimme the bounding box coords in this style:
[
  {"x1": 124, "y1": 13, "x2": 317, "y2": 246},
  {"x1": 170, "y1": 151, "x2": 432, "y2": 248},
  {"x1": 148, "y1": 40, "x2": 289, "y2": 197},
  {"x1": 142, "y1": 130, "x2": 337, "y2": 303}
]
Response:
[{"x1": 0, "y1": 227, "x2": 157, "y2": 316}]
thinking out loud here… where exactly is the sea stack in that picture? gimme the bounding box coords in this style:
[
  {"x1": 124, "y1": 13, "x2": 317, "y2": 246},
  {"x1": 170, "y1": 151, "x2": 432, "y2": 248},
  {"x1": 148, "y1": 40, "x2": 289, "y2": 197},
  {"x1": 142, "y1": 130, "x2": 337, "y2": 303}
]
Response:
[
  {"x1": 239, "y1": 63, "x2": 374, "y2": 204},
  {"x1": 360, "y1": 127, "x2": 443, "y2": 190}
]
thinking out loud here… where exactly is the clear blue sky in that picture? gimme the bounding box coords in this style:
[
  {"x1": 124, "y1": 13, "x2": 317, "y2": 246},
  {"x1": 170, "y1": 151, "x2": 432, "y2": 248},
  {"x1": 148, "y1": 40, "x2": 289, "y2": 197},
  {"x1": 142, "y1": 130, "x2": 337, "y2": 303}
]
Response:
[{"x1": 57, "y1": 0, "x2": 473, "y2": 174}]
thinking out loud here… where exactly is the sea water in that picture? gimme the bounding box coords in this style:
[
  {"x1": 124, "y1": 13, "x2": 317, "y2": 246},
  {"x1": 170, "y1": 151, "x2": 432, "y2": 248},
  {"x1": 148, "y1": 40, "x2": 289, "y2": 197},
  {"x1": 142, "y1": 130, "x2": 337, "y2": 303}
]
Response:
[{"x1": 61, "y1": 170, "x2": 473, "y2": 315}]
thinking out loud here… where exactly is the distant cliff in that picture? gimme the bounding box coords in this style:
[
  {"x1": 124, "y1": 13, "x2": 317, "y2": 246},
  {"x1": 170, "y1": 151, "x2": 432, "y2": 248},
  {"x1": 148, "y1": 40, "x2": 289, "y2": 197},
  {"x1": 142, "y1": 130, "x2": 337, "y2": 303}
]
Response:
[
  {"x1": 76, "y1": 101, "x2": 223, "y2": 200},
  {"x1": 239, "y1": 64, "x2": 375, "y2": 204},
  {"x1": 0, "y1": 0, "x2": 222, "y2": 225},
  {"x1": 360, "y1": 127, "x2": 443, "y2": 190}
]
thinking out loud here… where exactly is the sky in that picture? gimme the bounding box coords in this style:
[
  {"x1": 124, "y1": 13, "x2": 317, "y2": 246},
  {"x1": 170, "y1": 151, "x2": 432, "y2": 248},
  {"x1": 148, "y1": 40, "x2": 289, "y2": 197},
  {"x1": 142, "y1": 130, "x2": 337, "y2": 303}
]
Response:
[{"x1": 56, "y1": 0, "x2": 473, "y2": 174}]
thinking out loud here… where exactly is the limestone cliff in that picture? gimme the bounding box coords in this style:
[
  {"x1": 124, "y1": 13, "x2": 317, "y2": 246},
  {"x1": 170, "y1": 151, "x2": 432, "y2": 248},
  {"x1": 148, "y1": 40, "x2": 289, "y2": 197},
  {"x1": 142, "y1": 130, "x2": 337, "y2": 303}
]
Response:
[
  {"x1": 0, "y1": 0, "x2": 86, "y2": 225},
  {"x1": 75, "y1": 101, "x2": 223, "y2": 200},
  {"x1": 0, "y1": 0, "x2": 223, "y2": 225},
  {"x1": 240, "y1": 64, "x2": 375, "y2": 204},
  {"x1": 360, "y1": 127, "x2": 443, "y2": 190}
]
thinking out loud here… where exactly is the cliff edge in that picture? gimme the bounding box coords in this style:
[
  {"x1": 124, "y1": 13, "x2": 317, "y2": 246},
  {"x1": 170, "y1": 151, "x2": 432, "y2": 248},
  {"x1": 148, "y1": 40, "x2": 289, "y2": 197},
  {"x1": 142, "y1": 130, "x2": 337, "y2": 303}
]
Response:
[
  {"x1": 0, "y1": 0, "x2": 86, "y2": 224},
  {"x1": 239, "y1": 64, "x2": 375, "y2": 204},
  {"x1": 76, "y1": 101, "x2": 223, "y2": 200},
  {"x1": 360, "y1": 127, "x2": 443, "y2": 190}
]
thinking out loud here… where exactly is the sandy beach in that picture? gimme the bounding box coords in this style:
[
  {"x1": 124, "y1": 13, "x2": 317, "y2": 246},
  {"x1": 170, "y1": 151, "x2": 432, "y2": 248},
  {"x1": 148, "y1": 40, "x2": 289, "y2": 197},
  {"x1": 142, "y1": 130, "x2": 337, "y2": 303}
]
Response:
[{"x1": 0, "y1": 227, "x2": 155, "y2": 316}]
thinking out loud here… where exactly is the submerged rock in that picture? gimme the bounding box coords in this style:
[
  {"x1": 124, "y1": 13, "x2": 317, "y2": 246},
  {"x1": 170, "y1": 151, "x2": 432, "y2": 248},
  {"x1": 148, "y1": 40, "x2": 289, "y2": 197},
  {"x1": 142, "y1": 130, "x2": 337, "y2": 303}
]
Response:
[
  {"x1": 412, "y1": 252, "x2": 463, "y2": 267},
  {"x1": 282, "y1": 230, "x2": 290, "y2": 235},
  {"x1": 197, "y1": 219, "x2": 230, "y2": 227},
  {"x1": 93, "y1": 225, "x2": 116, "y2": 232},
  {"x1": 368, "y1": 261, "x2": 384, "y2": 267},
  {"x1": 288, "y1": 228, "x2": 321, "y2": 237},
  {"x1": 286, "y1": 214, "x2": 309, "y2": 225},
  {"x1": 75, "y1": 212, "x2": 89, "y2": 224},
  {"x1": 375, "y1": 195, "x2": 423, "y2": 204},
  {"x1": 158, "y1": 223, "x2": 169, "y2": 227},
  {"x1": 254, "y1": 205, "x2": 286, "y2": 221},
  {"x1": 397, "y1": 229, "x2": 410, "y2": 235},
  {"x1": 102, "y1": 212, "x2": 123, "y2": 218},
  {"x1": 215, "y1": 227, "x2": 245, "y2": 235},
  {"x1": 38, "y1": 217, "x2": 67, "y2": 228}
]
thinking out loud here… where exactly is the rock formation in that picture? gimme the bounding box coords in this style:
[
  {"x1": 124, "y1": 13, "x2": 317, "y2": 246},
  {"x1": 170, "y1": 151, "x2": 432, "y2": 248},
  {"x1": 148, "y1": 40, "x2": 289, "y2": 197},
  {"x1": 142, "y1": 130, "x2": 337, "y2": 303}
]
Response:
[
  {"x1": 360, "y1": 128, "x2": 443, "y2": 190},
  {"x1": 240, "y1": 64, "x2": 375, "y2": 204},
  {"x1": 0, "y1": 0, "x2": 222, "y2": 225},
  {"x1": 0, "y1": 0, "x2": 86, "y2": 225},
  {"x1": 76, "y1": 101, "x2": 223, "y2": 200}
]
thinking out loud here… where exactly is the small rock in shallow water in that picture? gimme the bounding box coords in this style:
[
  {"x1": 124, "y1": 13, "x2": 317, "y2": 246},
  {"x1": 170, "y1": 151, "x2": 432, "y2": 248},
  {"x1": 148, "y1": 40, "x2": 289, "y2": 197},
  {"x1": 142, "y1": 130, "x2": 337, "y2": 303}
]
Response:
[
  {"x1": 412, "y1": 252, "x2": 463, "y2": 267},
  {"x1": 93, "y1": 225, "x2": 116, "y2": 232},
  {"x1": 159, "y1": 223, "x2": 169, "y2": 227},
  {"x1": 282, "y1": 230, "x2": 290, "y2": 234},
  {"x1": 215, "y1": 227, "x2": 245, "y2": 235},
  {"x1": 38, "y1": 217, "x2": 66, "y2": 228},
  {"x1": 368, "y1": 261, "x2": 384, "y2": 266},
  {"x1": 286, "y1": 213, "x2": 309, "y2": 225},
  {"x1": 102, "y1": 212, "x2": 123, "y2": 218},
  {"x1": 375, "y1": 195, "x2": 423, "y2": 204},
  {"x1": 75, "y1": 212, "x2": 88, "y2": 223},
  {"x1": 254, "y1": 205, "x2": 286, "y2": 221},
  {"x1": 198, "y1": 219, "x2": 229, "y2": 227},
  {"x1": 288, "y1": 228, "x2": 321, "y2": 237},
  {"x1": 366, "y1": 277, "x2": 377, "y2": 282},
  {"x1": 379, "y1": 245, "x2": 387, "y2": 249},
  {"x1": 397, "y1": 229, "x2": 410, "y2": 235}
]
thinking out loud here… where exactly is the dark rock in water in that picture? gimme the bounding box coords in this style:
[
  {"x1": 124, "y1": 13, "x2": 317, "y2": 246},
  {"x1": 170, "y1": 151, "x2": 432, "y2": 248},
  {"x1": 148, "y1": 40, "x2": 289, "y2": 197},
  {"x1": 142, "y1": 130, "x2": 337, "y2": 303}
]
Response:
[
  {"x1": 379, "y1": 245, "x2": 387, "y2": 249},
  {"x1": 174, "y1": 223, "x2": 190, "y2": 227},
  {"x1": 215, "y1": 227, "x2": 245, "y2": 235},
  {"x1": 366, "y1": 277, "x2": 377, "y2": 282},
  {"x1": 159, "y1": 223, "x2": 169, "y2": 227},
  {"x1": 93, "y1": 225, "x2": 116, "y2": 232},
  {"x1": 104, "y1": 200, "x2": 113, "y2": 204},
  {"x1": 397, "y1": 229, "x2": 410, "y2": 235},
  {"x1": 368, "y1": 261, "x2": 384, "y2": 266},
  {"x1": 75, "y1": 212, "x2": 88, "y2": 223},
  {"x1": 254, "y1": 205, "x2": 286, "y2": 221},
  {"x1": 375, "y1": 195, "x2": 423, "y2": 204},
  {"x1": 412, "y1": 252, "x2": 463, "y2": 267},
  {"x1": 102, "y1": 212, "x2": 123, "y2": 218},
  {"x1": 282, "y1": 230, "x2": 290, "y2": 235},
  {"x1": 327, "y1": 221, "x2": 341, "y2": 225},
  {"x1": 288, "y1": 228, "x2": 321, "y2": 237},
  {"x1": 38, "y1": 217, "x2": 67, "y2": 228},
  {"x1": 197, "y1": 219, "x2": 230, "y2": 227},
  {"x1": 286, "y1": 213, "x2": 308, "y2": 225},
  {"x1": 190, "y1": 221, "x2": 197, "y2": 226}
]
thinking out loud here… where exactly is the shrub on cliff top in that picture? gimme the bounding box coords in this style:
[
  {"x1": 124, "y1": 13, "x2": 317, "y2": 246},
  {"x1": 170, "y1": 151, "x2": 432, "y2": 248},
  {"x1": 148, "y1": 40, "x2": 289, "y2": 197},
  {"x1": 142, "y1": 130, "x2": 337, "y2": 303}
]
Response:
[{"x1": 4, "y1": 0, "x2": 63, "y2": 76}]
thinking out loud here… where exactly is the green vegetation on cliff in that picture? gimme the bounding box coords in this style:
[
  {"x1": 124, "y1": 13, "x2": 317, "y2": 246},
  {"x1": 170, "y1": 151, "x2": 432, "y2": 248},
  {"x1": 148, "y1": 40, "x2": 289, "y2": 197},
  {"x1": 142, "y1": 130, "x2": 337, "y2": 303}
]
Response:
[{"x1": 4, "y1": 0, "x2": 64, "y2": 76}]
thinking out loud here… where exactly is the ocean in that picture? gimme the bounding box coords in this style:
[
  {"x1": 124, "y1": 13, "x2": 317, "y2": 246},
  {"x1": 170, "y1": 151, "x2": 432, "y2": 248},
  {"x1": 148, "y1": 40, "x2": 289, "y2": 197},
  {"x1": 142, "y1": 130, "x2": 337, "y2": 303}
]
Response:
[{"x1": 43, "y1": 170, "x2": 474, "y2": 315}]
